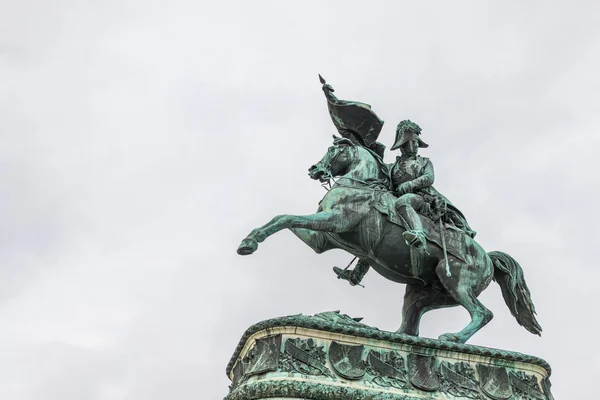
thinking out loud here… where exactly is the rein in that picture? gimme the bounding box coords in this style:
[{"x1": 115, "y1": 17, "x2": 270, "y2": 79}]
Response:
[{"x1": 318, "y1": 145, "x2": 347, "y2": 191}]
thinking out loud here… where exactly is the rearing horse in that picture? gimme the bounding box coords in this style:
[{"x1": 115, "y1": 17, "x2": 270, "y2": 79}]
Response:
[{"x1": 237, "y1": 137, "x2": 541, "y2": 343}]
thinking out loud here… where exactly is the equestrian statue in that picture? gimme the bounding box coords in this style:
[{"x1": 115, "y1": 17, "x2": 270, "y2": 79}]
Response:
[{"x1": 236, "y1": 75, "x2": 542, "y2": 344}]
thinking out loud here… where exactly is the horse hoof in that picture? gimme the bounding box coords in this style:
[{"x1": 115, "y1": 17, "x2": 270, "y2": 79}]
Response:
[
  {"x1": 438, "y1": 333, "x2": 460, "y2": 343},
  {"x1": 237, "y1": 238, "x2": 258, "y2": 255}
]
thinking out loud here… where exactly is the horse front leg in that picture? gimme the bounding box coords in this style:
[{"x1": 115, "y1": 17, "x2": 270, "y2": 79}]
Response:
[{"x1": 237, "y1": 210, "x2": 351, "y2": 255}]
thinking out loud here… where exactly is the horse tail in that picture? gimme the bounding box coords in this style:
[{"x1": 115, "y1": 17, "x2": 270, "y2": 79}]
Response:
[{"x1": 488, "y1": 251, "x2": 542, "y2": 336}]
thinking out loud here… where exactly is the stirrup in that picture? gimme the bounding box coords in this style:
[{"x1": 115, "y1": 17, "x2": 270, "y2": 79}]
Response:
[
  {"x1": 333, "y1": 266, "x2": 354, "y2": 281},
  {"x1": 333, "y1": 266, "x2": 363, "y2": 286},
  {"x1": 403, "y1": 230, "x2": 426, "y2": 248}
]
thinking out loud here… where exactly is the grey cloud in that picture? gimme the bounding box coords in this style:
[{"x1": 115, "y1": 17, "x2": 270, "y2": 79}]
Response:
[{"x1": 0, "y1": 1, "x2": 599, "y2": 399}]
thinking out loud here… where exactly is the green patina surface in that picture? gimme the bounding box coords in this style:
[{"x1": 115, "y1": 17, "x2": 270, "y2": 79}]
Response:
[
  {"x1": 226, "y1": 380, "x2": 426, "y2": 400},
  {"x1": 225, "y1": 312, "x2": 553, "y2": 400},
  {"x1": 231, "y1": 76, "x2": 553, "y2": 398},
  {"x1": 237, "y1": 76, "x2": 543, "y2": 345},
  {"x1": 226, "y1": 312, "x2": 551, "y2": 378}
]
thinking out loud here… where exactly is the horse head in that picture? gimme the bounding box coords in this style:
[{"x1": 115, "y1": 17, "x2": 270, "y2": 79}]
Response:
[{"x1": 308, "y1": 136, "x2": 357, "y2": 182}]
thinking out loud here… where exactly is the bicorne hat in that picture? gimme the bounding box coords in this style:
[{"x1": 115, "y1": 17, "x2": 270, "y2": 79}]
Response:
[{"x1": 390, "y1": 120, "x2": 429, "y2": 150}]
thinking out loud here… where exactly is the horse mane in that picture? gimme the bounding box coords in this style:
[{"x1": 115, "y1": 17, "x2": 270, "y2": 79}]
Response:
[{"x1": 351, "y1": 142, "x2": 392, "y2": 189}]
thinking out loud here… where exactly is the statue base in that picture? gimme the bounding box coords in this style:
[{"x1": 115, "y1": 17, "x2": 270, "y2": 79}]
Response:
[{"x1": 225, "y1": 311, "x2": 553, "y2": 400}]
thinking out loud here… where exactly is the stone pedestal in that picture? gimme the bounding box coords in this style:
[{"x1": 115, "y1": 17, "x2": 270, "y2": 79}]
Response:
[{"x1": 225, "y1": 311, "x2": 553, "y2": 400}]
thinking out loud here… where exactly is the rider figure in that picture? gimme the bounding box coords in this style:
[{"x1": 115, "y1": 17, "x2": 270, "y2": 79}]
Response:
[
  {"x1": 390, "y1": 120, "x2": 476, "y2": 246},
  {"x1": 334, "y1": 120, "x2": 476, "y2": 284},
  {"x1": 390, "y1": 120, "x2": 434, "y2": 248}
]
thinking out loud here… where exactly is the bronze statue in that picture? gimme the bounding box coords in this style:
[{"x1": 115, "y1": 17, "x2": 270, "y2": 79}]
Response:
[{"x1": 236, "y1": 76, "x2": 541, "y2": 344}]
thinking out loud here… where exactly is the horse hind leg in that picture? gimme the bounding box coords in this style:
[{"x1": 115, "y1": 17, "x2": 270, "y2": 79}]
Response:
[
  {"x1": 397, "y1": 284, "x2": 457, "y2": 337},
  {"x1": 435, "y1": 257, "x2": 494, "y2": 344}
]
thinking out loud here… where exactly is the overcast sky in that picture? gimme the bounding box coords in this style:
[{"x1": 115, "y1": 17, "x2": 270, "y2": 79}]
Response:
[{"x1": 1, "y1": 1, "x2": 599, "y2": 399}]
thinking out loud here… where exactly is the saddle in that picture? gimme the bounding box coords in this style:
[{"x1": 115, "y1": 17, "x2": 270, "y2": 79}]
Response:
[{"x1": 372, "y1": 192, "x2": 468, "y2": 262}]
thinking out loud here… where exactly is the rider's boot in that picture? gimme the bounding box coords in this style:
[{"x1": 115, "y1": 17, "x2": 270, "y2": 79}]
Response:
[
  {"x1": 333, "y1": 259, "x2": 370, "y2": 286},
  {"x1": 397, "y1": 205, "x2": 427, "y2": 249}
]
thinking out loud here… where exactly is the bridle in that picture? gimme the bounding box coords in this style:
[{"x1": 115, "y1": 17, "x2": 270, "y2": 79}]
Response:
[
  {"x1": 317, "y1": 143, "x2": 389, "y2": 192},
  {"x1": 317, "y1": 143, "x2": 354, "y2": 190}
]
